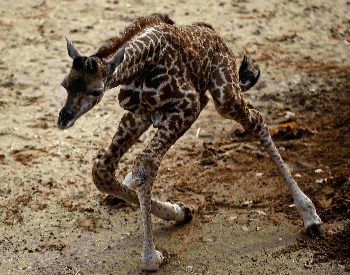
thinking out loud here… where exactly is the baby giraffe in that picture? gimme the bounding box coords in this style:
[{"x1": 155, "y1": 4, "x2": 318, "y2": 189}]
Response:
[{"x1": 57, "y1": 15, "x2": 323, "y2": 271}]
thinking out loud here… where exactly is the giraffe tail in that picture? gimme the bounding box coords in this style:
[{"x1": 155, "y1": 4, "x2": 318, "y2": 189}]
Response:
[{"x1": 239, "y1": 55, "x2": 260, "y2": 92}]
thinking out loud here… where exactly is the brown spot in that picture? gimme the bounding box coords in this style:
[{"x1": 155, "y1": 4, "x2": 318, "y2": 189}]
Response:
[
  {"x1": 129, "y1": 117, "x2": 136, "y2": 128},
  {"x1": 145, "y1": 94, "x2": 157, "y2": 106},
  {"x1": 168, "y1": 67, "x2": 178, "y2": 76},
  {"x1": 210, "y1": 88, "x2": 222, "y2": 103},
  {"x1": 128, "y1": 55, "x2": 135, "y2": 69},
  {"x1": 148, "y1": 32, "x2": 158, "y2": 44},
  {"x1": 140, "y1": 36, "x2": 151, "y2": 46},
  {"x1": 161, "y1": 100, "x2": 179, "y2": 111},
  {"x1": 166, "y1": 46, "x2": 176, "y2": 58},
  {"x1": 134, "y1": 40, "x2": 144, "y2": 51},
  {"x1": 179, "y1": 100, "x2": 189, "y2": 110},
  {"x1": 118, "y1": 89, "x2": 140, "y2": 109},
  {"x1": 211, "y1": 69, "x2": 224, "y2": 87},
  {"x1": 223, "y1": 68, "x2": 233, "y2": 83},
  {"x1": 144, "y1": 66, "x2": 168, "y2": 89},
  {"x1": 161, "y1": 83, "x2": 172, "y2": 95},
  {"x1": 104, "y1": 158, "x2": 111, "y2": 166}
]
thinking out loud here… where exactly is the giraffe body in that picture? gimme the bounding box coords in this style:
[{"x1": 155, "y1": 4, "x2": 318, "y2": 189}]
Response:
[{"x1": 58, "y1": 15, "x2": 323, "y2": 271}]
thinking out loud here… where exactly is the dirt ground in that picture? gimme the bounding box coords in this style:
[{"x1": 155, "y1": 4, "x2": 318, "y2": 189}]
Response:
[{"x1": 1, "y1": 0, "x2": 350, "y2": 274}]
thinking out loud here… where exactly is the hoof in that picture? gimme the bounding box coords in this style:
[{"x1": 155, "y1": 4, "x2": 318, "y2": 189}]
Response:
[
  {"x1": 141, "y1": 247, "x2": 168, "y2": 271},
  {"x1": 103, "y1": 195, "x2": 125, "y2": 205},
  {"x1": 141, "y1": 261, "x2": 159, "y2": 272},
  {"x1": 176, "y1": 202, "x2": 193, "y2": 225},
  {"x1": 156, "y1": 247, "x2": 169, "y2": 267},
  {"x1": 306, "y1": 223, "x2": 324, "y2": 238}
]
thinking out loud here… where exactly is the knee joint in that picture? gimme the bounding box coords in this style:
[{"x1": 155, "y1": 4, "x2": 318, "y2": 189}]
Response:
[
  {"x1": 92, "y1": 159, "x2": 114, "y2": 194},
  {"x1": 133, "y1": 155, "x2": 160, "y2": 188}
]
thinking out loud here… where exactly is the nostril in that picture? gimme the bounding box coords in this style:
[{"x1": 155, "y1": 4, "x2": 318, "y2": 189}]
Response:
[
  {"x1": 64, "y1": 112, "x2": 75, "y2": 121},
  {"x1": 60, "y1": 107, "x2": 75, "y2": 122}
]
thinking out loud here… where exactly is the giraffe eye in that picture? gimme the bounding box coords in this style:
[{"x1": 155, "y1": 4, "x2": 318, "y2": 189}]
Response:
[{"x1": 90, "y1": 88, "x2": 103, "y2": 97}]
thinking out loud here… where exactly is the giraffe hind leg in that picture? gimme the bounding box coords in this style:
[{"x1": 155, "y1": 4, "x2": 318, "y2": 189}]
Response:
[
  {"x1": 209, "y1": 58, "x2": 323, "y2": 237},
  {"x1": 241, "y1": 110, "x2": 323, "y2": 236}
]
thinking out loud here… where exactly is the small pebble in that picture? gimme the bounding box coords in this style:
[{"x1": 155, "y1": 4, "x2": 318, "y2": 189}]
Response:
[
  {"x1": 315, "y1": 178, "x2": 327, "y2": 184},
  {"x1": 284, "y1": 111, "x2": 295, "y2": 120},
  {"x1": 242, "y1": 226, "x2": 250, "y2": 232}
]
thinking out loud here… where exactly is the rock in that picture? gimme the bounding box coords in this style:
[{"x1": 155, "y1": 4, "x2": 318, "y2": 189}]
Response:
[
  {"x1": 269, "y1": 122, "x2": 315, "y2": 141},
  {"x1": 315, "y1": 178, "x2": 327, "y2": 184},
  {"x1": 197, "y1": 149, "x2": 217, "y2": 166},
  {"x1": 291, "y1": 160, "x2": 313, "y2": 170},
  {"x1": 241, "y1": 225, "x2": 250, "y2": 232},
  {"x1": 317, "y1": 193, "x2": 333, "y2": 208},
  {"x1": 284, "y1": 111, "x2": 295, "y2": 120},
  {"x1": 0, "y1": 154, "x2": 8, "y2": 164},
  {"x1": 202, "y1": 149, "x2": 215, "y2": 159}
]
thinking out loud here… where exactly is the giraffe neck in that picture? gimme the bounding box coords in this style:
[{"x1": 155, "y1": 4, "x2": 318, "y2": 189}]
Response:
[
  {"x1": 107, "y1": 28, "x2": 162, "y2": 89},
  {"x1": 96, "y1": 14, "x2": 173, "y2": 59}
]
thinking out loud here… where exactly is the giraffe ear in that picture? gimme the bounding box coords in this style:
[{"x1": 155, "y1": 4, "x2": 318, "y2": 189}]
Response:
[
  {"x1": 66, "y1": 37, "x2": 81, "y2": 60},
  {"x1": 106, "y1": 43, "x2": 127, "y2": 83}
]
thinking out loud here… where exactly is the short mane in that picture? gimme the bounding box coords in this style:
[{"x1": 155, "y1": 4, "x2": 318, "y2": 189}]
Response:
[{"x1": 95, "y1": 14, "x2": 175, "y2": 59}]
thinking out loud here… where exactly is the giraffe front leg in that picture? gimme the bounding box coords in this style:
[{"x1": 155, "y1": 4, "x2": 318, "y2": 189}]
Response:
[
  {"x1": 94, "y1": 163, "x2": 192, "y2": 225},
  {"x1": 133, "y1": 154, "x2": 194, "y2": 271},
  {"x1": 104, "y1": 172, "x2": 135, "y2": 205},
  {"x1": 132, "y1": 108, "x2": 201, "y2": 271},
  {"x1": 92, "y1": 111, "x2": 151, "y2": 206},
  {"x1": 133, "y1": 156, "x2": 191, "y2": 271},
  {"x1": 133, "y1": 162, "x2": 165, "y2": 271}
]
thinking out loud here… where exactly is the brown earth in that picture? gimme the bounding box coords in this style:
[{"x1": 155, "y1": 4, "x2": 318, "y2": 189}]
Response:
[{"x1": 1, "y1": 0, "x2": 350, "y2": 274}]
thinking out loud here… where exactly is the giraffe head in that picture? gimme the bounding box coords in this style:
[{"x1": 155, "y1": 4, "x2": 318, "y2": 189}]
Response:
[{"x1": 57, "y1": 38, "x2": 126, "y2": 130}]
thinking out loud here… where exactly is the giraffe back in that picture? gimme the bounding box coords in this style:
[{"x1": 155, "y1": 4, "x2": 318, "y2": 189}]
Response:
[{"x1": 113, "y1": 20, "x2": 238, "y2": 115}]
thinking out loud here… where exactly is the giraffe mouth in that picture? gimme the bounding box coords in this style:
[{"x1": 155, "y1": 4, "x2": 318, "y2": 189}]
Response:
[
  {"x1": 57, "y1": 116, "x2": 76, "y2": 130},
  {"x1": 57, "y1": 109, "x2": 77, "y2": 130}
]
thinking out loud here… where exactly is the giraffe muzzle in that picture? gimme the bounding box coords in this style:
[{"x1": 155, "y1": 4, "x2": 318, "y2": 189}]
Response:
[{"x1": 57, "y1": 108, "x2": 75, "y2": 130}]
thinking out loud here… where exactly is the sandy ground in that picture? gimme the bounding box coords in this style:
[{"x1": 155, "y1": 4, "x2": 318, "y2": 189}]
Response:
[{"x1": 1, "y1": 0, "x2": 350, "y2": 274}]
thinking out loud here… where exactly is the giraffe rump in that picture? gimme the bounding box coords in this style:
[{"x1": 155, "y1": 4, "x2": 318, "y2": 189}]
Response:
[{"x1": 96, "y1": 14, "x2": 175, "y2": 60}]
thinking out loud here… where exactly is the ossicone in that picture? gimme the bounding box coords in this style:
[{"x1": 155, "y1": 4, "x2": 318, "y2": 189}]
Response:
[{"x1": 87, "y1": 59, "x2": 98, "y2": 73}]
